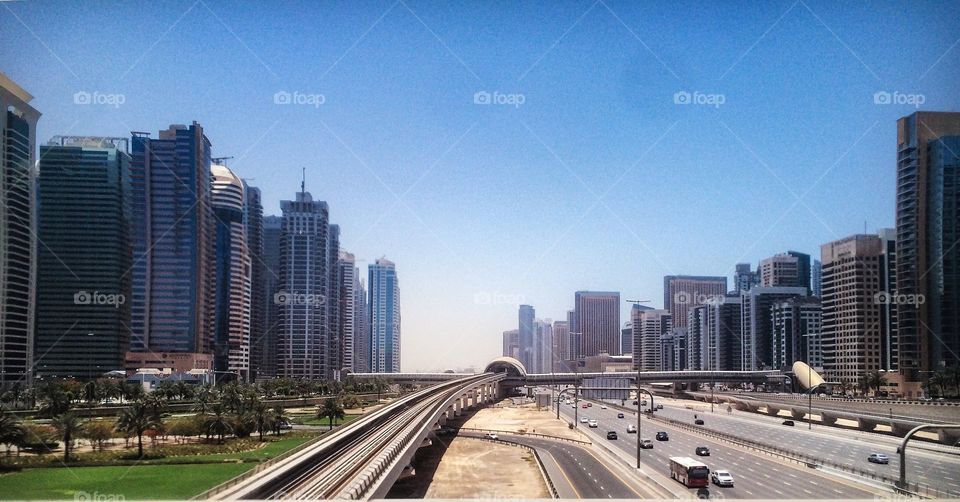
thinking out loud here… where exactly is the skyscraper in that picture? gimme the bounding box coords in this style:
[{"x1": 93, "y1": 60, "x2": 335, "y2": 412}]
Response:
[
  {"x1": 338, "y1": 251, "x2": 357, "y2": 373},
  {"x1": 553, "y1": 320, "x2": 570, "y2": 371},
  {"x1": 663, "y1": 275, "x2": 727, "y2": 328},
  {"x1": 353, "y1": 276, "x2": 369, "y2": 373},
  {"x1": 327, "y1": 225, "x2": 341, "y2": 378},
  {"x1": 211, "y1": 162, "x2": 251, "y2": 381},
  {"x1": 502, "y1": 329, "x2": 520, "y2": 360},
  {"x1": 574, "y1": 291, "x2": 620, "y2": 357},
  {"x1": 258, "y1": 215, "x2": 282, "y2": 378},
  {"x1": 35, "y1": 136, "x2": 130, "y2": 379},
  {"x1": 518, "y1": 304, "x2": 535, "y2": 370},
  {"x1": 0, "y1": 73, "x2": 39, "y2": 386},
  {"x1": 369, "y1": 257, "x2": 400, "y2": 372},
  {"x1": 734, "y1": 263, "x2": 759, "y2": 293},
  {"x1": 878, "y1": 228, "x2": 898, "y2": 372},
  {"x1": 534, "y1": 319, "x2": 553, "y2": 373},
  {"x1": 758, "y1": 252, "x2": 811, "y2": 291},
  {"x1": 740, "y1": 286, "x2": 807, "y2": 370},
  {"x1": 127, "y1": 123, "x2": 216, "y2": 372},
  {"x1": 277, "y1": 190, "x2": 330, "y2": 379},
  {"x1": 895, "y1": 111, "x2": 960, "y2": 380},
  {"x1": 821, "y1": 234, "x2": 891, "y2": 389},
  {"x1": 696, "y1": 295, "x2": 743, "y2": 371},
  {"x1": 770, "y1": 297, "x2": 821, "y2": 370},
  {"x1": 632, "y1": 308, "x2": 671, "y2": 371},
  {"x1": 811, "y1": 260, "x2": 823, "y2": 298},
  {"x1": 244, "y1": 183, "x2": 266, "y2": 380}
]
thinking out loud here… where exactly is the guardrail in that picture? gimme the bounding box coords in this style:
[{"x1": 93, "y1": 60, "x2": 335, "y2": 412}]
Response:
[
  {"x1": 466, "y1": 435, "x2": 559, "y2": 499},
  {"x1": 456, "y1": 427, "x2": 591, "y2": 445},
  {"x1": 649, "y1": 412, "x2": 959, "y2": 499}
]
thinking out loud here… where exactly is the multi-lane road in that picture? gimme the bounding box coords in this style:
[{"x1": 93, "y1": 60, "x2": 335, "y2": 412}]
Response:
[
  {"x1": 652, "y1": 394, "x2": 960, "y2": 496},
  {"x1": 557, "y1": 397, "x2": 876, "y2": 499}
]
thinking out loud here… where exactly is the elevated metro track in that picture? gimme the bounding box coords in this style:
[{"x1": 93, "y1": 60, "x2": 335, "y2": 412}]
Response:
[{"x1": 205, "y1": 373, "x2": 502, "y2": 500}]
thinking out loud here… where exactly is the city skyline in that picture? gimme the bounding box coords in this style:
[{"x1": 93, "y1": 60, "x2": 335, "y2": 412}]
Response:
[{"x1": 3, "y1": 1, "x2": 959, "y2": 372}]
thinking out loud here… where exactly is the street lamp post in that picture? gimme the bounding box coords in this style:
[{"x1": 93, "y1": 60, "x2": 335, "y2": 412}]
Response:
[{"x1": 626, "y1": 298, "x2": 651, "y2": 470}]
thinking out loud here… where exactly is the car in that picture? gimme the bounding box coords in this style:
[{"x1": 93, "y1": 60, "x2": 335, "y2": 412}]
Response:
[
  {"x1": 782, "y1": 420, "x2": 795, "y2": 426},
  {"x1": 639, "y1": 438, "x2": 654, "y2": 449},
  {"x1": 868, "y1": 453, "x2": 890, "y2": 464},
  {"x1": 656, "y1": 404, "x2": 663, "y2": 410},
  {"x1": 694, "y1": 419, "x2": 705, "y2": 425},
  {"x1": 588, "y1": 419, "x2": 598, "y2": 428},
  {"x1": 582, "y1": 404, "x2": 588, "y2": 408},
  {"x1": 278, "y1": 419, "x2": 293, "y2": 430},
  {"x1": 633, "y1": 400, "x2": 639, "y2": 405},
  {"x1": 711, "y1": 470, "x2": 734, "y2": 487},
  {"x1": 627, "y1": 424, "x2": 637, "y2": 433},
  {"x1": 580, "y1": 417, "x2": 589, "y2": 423},
  {"x1": 617, "y1": 412, "x2": 625, "y2": 418},
  {"x1": 606, "y1": 431, "x2": 618, "y2": 440},
  {"x1": 600, "y1": 404, "x2": 607, "y2": 409},
  {"x1": 484, "y1": 433, "x2": 498, "y2": 440},
  {"x1": 695, "y1": 446, "x2": 710, "y2": 456},
  {"x1": 656, "y1": 431, "x2": 669, "y2": 441},
  {"x1": 565, "y1": 400, "x2": 572, "y2": 404},
  {"x1": 641, "y1": 400, "x2": 647, "y2": 406}
]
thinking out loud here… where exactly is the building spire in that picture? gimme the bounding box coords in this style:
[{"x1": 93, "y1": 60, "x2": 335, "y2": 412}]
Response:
[{"x1": 301, "y1": 166, "x2": 306, "y2": 195}]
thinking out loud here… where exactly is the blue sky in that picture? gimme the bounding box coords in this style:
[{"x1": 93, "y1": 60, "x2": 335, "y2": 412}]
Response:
[{"x1": 3, "y1": 0, "x2": 959, "y2": 371}]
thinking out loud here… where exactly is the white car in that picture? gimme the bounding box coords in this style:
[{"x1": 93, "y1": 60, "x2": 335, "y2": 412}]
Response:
[
  {"x1": 600, "y1": 404, "x2": 608, "y2": 409},
  {"x1": 484, "y1": 433, "x2": 498, "y2": 440},
  {"x1": 580, "y1": 417, "x2": 589, "y2": 423},
  {"x1": 588, "y1": 419, "x2": 599, "y2": 428},
  {"x1": 712, "y1": 470, "x2": 734, "y2": 487},
  {"x1": 627, "y1": 424, "x2": 637, "y2": 433}
]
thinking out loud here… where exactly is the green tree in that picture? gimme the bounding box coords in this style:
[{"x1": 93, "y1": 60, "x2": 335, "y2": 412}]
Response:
[
  {"x1": 83, "y1": 420, "x2": 114, "y2": 452},
  {"x1": 272, "y1": 406, "x2": 288, "y2": 436},
  {"x1": 0, "y1": 412, "x2": 25, "y2": 459},
  {"x1": 252, "y1": 402, "x2": 272, "y2": 441},
  {"x1": 317, "y1": 398, "x2": 345, "y2": 431},
  {"x1": 116, "y1": 401, "x2": 162, "y2": 457},
  {"x1": 204, "y1": 404, "x2": 233, "y2": 444},
  {"x1": 929, "y1": 371, "x2": 948, "y2": 398},
  {"x1": 51, "y1": 412, "x2": 83, "y2": 462}
]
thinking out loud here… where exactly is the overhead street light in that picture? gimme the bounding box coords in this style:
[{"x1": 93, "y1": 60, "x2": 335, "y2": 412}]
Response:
[{"x1": 626, "y1": 298, "x2": 651, "y2": 469}]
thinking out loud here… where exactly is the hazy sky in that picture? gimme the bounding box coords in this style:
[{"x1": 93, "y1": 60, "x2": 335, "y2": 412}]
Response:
[{"x1": 3, "y1": 0, "x2": 959, "y2": 372}]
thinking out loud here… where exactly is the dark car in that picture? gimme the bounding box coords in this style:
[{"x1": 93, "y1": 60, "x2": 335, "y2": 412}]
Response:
[
  {"x1": 694, "y1": 419, "x2": 705, "y2": 425},
  {"x1": 782, "y1": 420, "x2": 795, "y2": 426},
  {"x1": 695, "y1": 446, "x2": 710, "y2": 456},
  {"x1": 606, "y1": 431, "x2": 618, "y2": 440},
  {"x1": 617, "y1": 412, "x2": 625, "y2": 419},
  {"x1": 633, "y1": 400, "x2": 639, "y2": 405},
  {"x1": 656, "y1": 431, "x2": 669, "y2": 441},
  {"x1": 656, "y1": 404, "x2": 664, "y2": 410}
]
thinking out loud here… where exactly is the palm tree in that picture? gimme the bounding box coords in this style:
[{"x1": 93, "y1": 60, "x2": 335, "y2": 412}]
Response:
[
  {"x1": 116, "y1": 401, "x2": 162, "y2": 457},
  {"x1": 0, "y1": 412, "x2": 25, "y2": 460},
  {"x1": 51, "y1": 412, "x2": 83, "y2": 462},
  {"x1": 373, "y1": 378, "x2": 390, "y2": 403},
  {"x1": 948, "y1": 366, "x2": 960, "y2": 398},
  {"x1": 929, "y1": 371, "x2": 948, "y2": 398},
  {"x1": 204, "y1": 404, "x2": 233, "y2": 444},
  {"x1": 252, "y1": 402, "x2": 271, "y2": 441},
  {"x1": 317, "y1": 398, "x2": 345, "y2": 431},
  {"x1": 272, "y1": 406, "x2": 288, "y2": 436}
]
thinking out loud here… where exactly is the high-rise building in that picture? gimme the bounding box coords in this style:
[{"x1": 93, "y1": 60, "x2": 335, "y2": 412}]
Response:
[
  {"x1": 895, "y1": 112, "x2": 960, "y2": 379},
  {"x1": 534, "y1": 319, "x2": 553, "y2": 373},
  {"x1": 878, "y1": 228, "x2": 898, "y2": 372},
  {"x1": 821, "y1": 234, "x2": 891, "y2": 388},
  {"x1": 338, "y1": 251, "x2": 357, "y2": 373},
  {"x1": 35, "y1": 136, "x2": 130, "y2": 379},
  {"x1": 327, "y1": 225, "x2": 341, "y2": 378},
  {"x1": 369, "y1": 257, "x2": 400, "y2": 372},
  {"x1": 243, "y1": 183, "x2": 265, "y2": 380},
  {"x1": 632, "y1": 308, "x2": 671, "y2": 371},
  {"x1": 770, "y1": 297, "x2": 821, "y2": 371},
  {"x1": 502, "y1": 329, "x2": 520, "y2": 360},
  {"x1": 211, "y1": 162, "x2": 251, "y2": 381},
  {"x1": 518, "y1": 304, "x2": 535, "y2": 370},
  {"x1": 695, "y1": 295, "x2": 743, "y2": 371},
  {"x1": 740, "y1": 286, "x2": 807, "y2": 370},
  {"x1": 353, "y1": 275, "x2": 369, "y2": 373},
  {"x1": 759, "y1": 252, "x2": 811, "y2": 291},
  {"x1": 258, "y1": 215, "x2": 282, "y2": 378},
  {"x1": 686, "y1": 307, "x2": 705, "y2": 370},
  {"x1": 620, "y1": 323, "x2": 632, "y2": 357},
  {"x1": 127, "y1": 123, "x2": 216, "y2": 372},
  {"x1": 811, "y1": 260, "x2": 823, "y2": 298},
  {"x1": 574, "y1": 291, "x2": 620, "y2": 357},
  {"x1": 553, "y1": 321, "x2": 570, "y2": 371},
  {"x1": 662, "y1": 328, "x2": 687, "y2": 371},
  {"x1": 734, "y1": 263, "x2": 759, "y2": 293},
  {"x1": 663, "y1": 276, "x2": 727, "y2": 328},
  {"x1": 277, "y1": 190, "x2": 330, "y2": 379},
  {"x1": 0, "y1": 73, "x2": 39, "y2": 386}
]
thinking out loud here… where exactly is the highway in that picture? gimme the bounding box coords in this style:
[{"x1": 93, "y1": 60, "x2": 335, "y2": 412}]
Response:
[
  {"x1": 654, "y1": 394, "x2": 960, "y2": 496},
  {"x1": 714, "y1": 391, "x2": 960, "y2": 424},
  {"x1": 460, "y1": 431, "x2": 642, "y2": 498},
  {"x1": 557, "y1": 399, "x2": 876, "y2": 499}
]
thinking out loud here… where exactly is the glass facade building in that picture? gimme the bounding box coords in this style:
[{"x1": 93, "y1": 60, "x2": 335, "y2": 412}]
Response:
[{"x1": 369, "y1": 258, "x2": 400, "y2": 373}]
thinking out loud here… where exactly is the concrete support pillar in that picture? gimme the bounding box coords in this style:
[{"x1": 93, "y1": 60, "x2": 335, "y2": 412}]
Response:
[
  {"x1": 765, "y1": 406, "x2": 781, "y2": 416},
  {"x1": 821, "y1": 412, "x2": 838, "y2": 426},
  {"x1": 791, "y1": 409, "x2": 806, "y2": 420},
  {"x1": 891, "y1": 422, "x2": 912, "y2": 437},
  {"x1": 857, "y1": 418, "x2": 878, "y2": 432},
  {"x1": 938, "y1": 428, "x2": 960, "y2": 445}
]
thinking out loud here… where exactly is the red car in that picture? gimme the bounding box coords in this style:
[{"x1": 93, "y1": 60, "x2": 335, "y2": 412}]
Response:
[{"x1": 582, "y1": 404, "x2": 588, "y2": 408}]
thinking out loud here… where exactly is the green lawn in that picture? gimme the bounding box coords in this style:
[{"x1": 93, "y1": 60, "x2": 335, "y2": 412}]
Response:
[
  {"x1": 290, "y1": 414, "x2": 360, "y2": 427},
  {"x1": 0, "y1": 463, "x2": 252, "y2": 500}
]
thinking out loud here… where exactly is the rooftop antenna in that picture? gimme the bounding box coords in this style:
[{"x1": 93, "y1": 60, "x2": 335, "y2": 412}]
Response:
[{"x1": 301, "y1": 166, "x2": 306, "y2": 194}]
